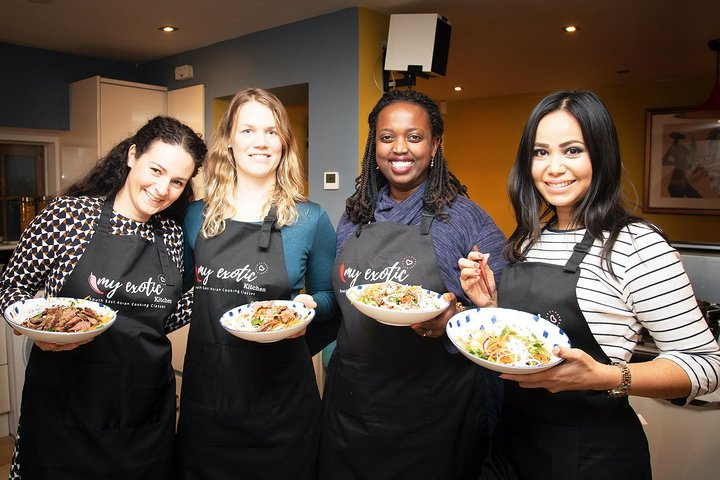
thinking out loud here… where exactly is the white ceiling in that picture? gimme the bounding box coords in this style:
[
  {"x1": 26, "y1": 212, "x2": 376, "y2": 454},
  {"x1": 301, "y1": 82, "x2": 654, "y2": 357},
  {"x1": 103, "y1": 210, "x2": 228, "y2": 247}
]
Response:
[{"x1": 3, "y1": 0, "x2": 720, "y2": 102}]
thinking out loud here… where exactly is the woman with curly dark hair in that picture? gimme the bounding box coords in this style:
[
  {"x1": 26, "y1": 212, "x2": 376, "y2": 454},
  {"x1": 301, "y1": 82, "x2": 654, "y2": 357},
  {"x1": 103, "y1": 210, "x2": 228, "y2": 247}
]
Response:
[
  {"x1": 318, "y1": 89, "x2": 507, "y2": 479},
  {"x1": 0, "y1": 115, "x2": 206, "y2": 479}
]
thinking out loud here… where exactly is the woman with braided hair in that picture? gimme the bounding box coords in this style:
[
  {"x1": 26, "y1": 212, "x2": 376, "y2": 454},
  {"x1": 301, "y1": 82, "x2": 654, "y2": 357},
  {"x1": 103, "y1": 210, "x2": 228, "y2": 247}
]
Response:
[{"x1": 318, "y1": 89, "x2": 506, "y2": 479}]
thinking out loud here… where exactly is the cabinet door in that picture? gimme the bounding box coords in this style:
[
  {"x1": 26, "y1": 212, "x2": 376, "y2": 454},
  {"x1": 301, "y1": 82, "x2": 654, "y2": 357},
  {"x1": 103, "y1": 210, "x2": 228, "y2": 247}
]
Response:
[
  {"x1": 168, "y1": 84, "x2": 206, "y2": 199},
  {"x1": 99, "y1": 82, "x2": 167, "y2": 158},
  {"x1": 168, "y1": 84, "x2": 205, "y2": 138}
]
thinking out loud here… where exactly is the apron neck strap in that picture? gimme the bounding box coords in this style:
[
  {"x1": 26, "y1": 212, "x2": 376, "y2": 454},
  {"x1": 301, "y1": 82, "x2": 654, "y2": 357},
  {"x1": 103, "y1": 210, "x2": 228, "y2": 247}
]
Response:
[
  {"x1": 420, "y1": 209, "x2": 435, "y2": 235},
  {"x1": 100, "y1": 194, "x2": 176, "y2": 286},
  {"x1": 151, "y1": 218, "x2": 175, "y2": 286},
  {"x1": 563, "y1": 230, "x2": 595, "y2": 273},
  {"x1": 98, "y1": 194, "x2": 116, "y2": 233},
  {"x1": 257, "y1": 205, "x2": 278, "y2": 249}
]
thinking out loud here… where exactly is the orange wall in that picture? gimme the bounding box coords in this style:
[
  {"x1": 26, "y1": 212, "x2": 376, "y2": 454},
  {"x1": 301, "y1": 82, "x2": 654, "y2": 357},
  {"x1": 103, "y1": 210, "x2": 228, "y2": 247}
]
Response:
[
  {"x1": 358, "y1": 9, "x2": 389, "y2": 169},
  {"x1": 443, "y1": 78, "x2": 720, "y2": 243}
]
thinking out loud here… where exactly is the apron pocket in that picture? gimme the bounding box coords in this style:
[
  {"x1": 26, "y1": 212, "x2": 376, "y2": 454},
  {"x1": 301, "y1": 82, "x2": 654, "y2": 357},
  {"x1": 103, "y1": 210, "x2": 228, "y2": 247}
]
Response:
[
  {"x1": 368, "y1": 358, "x2": 436, "y2": 424},
  {"x1": 510, "y1": 420, "x2": 580, "y2": 480},
  {"x1": 54, "y1": 362, "x2": 124, "y2": 431},
  {"x1": 325, "y1": 354, "x2": 371, "y2": 418},
  {"x1": 121, "y1": 362, "x2": 175, "y2": 427}
]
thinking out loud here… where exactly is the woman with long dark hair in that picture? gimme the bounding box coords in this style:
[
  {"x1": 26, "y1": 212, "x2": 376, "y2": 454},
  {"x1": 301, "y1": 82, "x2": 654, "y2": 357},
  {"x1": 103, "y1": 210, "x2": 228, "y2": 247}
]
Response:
[
  {"x1": 460, "y1": 91, "x2": 720, "y2": 479},
  {"x1": 319, "y1": 89, "x2": 507, "y2": 479},
  {"x1": 0, "y1": 115, "x2": 206, "y2": 479}
]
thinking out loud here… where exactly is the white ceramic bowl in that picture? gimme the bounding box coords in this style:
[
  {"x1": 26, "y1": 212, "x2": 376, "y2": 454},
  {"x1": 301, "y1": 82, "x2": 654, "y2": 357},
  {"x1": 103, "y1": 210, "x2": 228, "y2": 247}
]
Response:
[
  {"x1": 220, "y1": 300, "x2": 315, "y2": 343},
  {"x1": 446, "y1": 307, "x2": 571, "y2": 374},
  {"x1": 4, "y1": 297, "x2": 117, "y2": 345},
  {"x1": 345, "y1": 283, "x2": 450, "y2": 326}
]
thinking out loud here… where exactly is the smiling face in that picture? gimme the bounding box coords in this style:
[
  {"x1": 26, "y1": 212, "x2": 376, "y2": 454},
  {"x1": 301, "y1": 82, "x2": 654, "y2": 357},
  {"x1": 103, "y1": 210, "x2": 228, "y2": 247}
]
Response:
[
  {"x1": 531, "y1": 109, "x2": 592, "y2": 229},
  {"x1": 229, "y1": 100, "x2": 283, "y2": 185},
  {"x1": 115, "y1": 140, "x2": 195, "y2": 222},
  {"x1": 375, "y1": 101, "x2": 440, "y2": 201}
]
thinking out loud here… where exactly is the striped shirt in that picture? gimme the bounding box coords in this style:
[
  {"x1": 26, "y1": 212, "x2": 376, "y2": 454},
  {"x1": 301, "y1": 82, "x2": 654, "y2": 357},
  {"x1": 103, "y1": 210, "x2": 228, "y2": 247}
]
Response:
[{"x1": 525, "y1": 224, "x2": 720, "y2": 401}]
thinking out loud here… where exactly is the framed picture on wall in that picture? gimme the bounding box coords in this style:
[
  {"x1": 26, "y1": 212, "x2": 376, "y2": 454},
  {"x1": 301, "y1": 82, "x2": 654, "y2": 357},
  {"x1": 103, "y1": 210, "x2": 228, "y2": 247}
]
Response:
[{"x1": 644, "y1": 107, "x2": 720, "y2": 215}]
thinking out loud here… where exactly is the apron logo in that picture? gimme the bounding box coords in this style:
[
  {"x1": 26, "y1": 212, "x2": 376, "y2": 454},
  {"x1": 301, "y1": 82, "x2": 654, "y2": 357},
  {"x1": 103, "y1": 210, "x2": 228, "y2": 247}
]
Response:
[
  {"x1": 88, "y1": 272, "x2": 105, "y2": 295},
  {"x1": 255, "y1": 262, "x2": 268, "y2": 275},
  {"x1": 545, "y1": 310, "x2": 562, "y2": 326},
  {"x1": 403, "y1": 255, "x2": 417, "y2": 269},
  {"x1": 340, "y1": 261, "x2": 410, "y2": 288},
  {"x1": 196, "y1": 265, "x2": 214, "y2": 286},
  {"x1": 89, "y1": 274, "x2": 159, "y2": 300},
  {"x1": 339, "y1": 262, "x2": 347, "y2": 283}
]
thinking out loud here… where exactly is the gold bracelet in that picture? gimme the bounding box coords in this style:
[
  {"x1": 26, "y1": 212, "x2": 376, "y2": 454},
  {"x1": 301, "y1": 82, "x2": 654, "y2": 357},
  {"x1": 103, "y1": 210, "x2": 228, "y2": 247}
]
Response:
[{"x1": 607, "y1": 362, "x2": 632, "y2": 397}]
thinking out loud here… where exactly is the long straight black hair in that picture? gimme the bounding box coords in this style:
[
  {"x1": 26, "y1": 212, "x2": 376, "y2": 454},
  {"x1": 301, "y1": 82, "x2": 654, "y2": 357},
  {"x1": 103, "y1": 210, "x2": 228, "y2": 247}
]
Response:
[{"x1": 504, "y1": 91, "x2": 662, "y2": 276}]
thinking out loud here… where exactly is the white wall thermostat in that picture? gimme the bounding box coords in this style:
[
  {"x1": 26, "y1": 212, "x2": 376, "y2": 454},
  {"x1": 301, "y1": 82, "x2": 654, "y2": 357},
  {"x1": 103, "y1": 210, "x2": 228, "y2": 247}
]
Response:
[{"x1": 324, "y1": 171, "x2": 339, "y2": 190}]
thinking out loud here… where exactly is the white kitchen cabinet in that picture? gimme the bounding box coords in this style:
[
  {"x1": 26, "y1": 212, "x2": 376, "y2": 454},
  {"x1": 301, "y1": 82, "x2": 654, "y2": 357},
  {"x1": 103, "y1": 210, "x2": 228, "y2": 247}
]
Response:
[
  {"x1": 59, "y1": 77, "x2": 205, "y2": 192},
  {"x1": 59, "y1": 76, "x2": 168, "y2": 190},
  {"x1": 630, "y1": 396, "x2": 720, "y2": 479}
]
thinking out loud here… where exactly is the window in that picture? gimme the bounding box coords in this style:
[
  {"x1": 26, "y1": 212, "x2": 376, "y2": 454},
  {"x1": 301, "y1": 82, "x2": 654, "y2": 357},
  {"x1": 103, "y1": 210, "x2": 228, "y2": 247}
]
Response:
[{"x1": 0, "y1": 143, "x2": 45, "y2": 242}]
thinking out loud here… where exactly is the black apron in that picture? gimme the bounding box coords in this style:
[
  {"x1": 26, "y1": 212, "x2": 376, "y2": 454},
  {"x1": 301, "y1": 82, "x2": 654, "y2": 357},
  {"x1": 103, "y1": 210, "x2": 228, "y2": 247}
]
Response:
[
  {"x1": 19, "y1": 196, "x2": 181, "y2": 479},
  {"x1": 176, "y1": 210, "x2": 320, "y2": 480},
  {"x1": 319, "y1": 217, "x2": 488, "y2": 480},
  {"x1": 485, "y1": 231, "x2": 651, "y2": 480}
]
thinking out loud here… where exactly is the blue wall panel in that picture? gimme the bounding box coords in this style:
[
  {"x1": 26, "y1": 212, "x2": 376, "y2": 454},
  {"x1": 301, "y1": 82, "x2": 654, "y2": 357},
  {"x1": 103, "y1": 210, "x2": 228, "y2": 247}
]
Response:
[
  {"x1": 0, "y1": 43, "x2": 137, "y2": 130},
  {"x1": 138, "y1": 8, "x2": 360, "y2": 225}
]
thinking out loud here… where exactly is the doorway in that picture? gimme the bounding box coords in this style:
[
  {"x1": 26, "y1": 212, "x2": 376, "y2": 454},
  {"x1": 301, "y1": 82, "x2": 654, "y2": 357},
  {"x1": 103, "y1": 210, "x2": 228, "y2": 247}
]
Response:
[
  {"x1": 0, "y1": 143, "x2": 45, "y2": 243},
  {"x1": 213, "y1": 83, "x2": 310, "y2": 195}
]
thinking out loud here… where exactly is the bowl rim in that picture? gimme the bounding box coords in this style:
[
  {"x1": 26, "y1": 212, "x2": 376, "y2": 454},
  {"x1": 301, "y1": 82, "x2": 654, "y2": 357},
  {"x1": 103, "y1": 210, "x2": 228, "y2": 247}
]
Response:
[
  {"x1": 345, "y1": 282, "x2": 450, "y2": 314},
  {"x1": 446, "y1": 306, "x2": 569, "y2": 373},
  {"x1": 4, "y1": 296, "x2": 117, "y2": 342},
  {"x1": 219, "y1": 300, "x2": 315, "y2": 338}
]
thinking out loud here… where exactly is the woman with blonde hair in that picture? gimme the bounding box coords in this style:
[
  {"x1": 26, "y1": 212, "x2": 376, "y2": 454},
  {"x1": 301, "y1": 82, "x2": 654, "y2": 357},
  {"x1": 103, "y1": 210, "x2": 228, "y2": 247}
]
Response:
[{"x1": 176, "y1": 88, "x2": 337, "y2": 479}]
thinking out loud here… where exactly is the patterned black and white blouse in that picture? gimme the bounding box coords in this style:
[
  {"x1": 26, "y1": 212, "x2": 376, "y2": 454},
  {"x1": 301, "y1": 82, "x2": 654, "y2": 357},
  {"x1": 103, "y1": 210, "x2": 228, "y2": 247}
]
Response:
[
  {"x1": 0, "y1": 195, "x2": 192, "y2": 332},
  {"x1": 0, "y1": 195, "x2": 192, "y2": 479}
]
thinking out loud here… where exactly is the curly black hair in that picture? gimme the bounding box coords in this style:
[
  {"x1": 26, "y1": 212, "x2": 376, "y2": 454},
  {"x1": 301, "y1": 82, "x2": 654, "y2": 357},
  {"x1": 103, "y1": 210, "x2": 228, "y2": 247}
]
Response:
[
  {"x1": 345, "y1": 89, "x2": 467, "y2": 226},
  {"x1": 63, "y1": 116, "x2": 207, "y2": 222}
]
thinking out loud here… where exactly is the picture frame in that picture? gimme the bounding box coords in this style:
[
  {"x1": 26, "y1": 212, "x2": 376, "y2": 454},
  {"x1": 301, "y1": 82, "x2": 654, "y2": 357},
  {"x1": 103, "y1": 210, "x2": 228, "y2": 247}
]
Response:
[{"x1": 644, "y1": 107, "x2": 720, "y2": 215}]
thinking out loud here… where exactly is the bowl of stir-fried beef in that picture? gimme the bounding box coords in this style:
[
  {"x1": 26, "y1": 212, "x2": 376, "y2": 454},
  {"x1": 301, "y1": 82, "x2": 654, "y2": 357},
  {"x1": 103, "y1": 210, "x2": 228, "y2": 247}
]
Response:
[
  {"x1": 220, "y1": 300, "x2": 315, "y2": 343},
  {"x1": 4, "y1": 297, "x2": 117, "y2": 344}
]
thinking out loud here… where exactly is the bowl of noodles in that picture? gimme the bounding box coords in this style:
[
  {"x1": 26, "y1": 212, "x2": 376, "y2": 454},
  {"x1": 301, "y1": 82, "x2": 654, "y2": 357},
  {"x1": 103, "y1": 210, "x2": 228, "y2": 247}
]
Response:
[
  {"x1": 4, "y1": 297, "x2": 117, "y2": 345},
  {"x1": 220, "y1": 300, "x2": 315, "y2": 343},
  {"x1": 345, "y1": 281, "x2": 450, "y2": 326},
  {"x1": 446, "y1": 307, "x2": 570, "y2": 374}
]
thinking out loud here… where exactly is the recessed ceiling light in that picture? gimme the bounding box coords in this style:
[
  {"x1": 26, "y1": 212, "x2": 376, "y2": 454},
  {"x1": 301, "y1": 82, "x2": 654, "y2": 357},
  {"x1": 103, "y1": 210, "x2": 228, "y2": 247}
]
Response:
[
  {"x1": 159, "y1": 26, "x2": 179, "y2": 32},
  {"x1": 454, "y1": 86, "x2": 462, "y2": 92},
  {"x1": 563, "y1": 25, "x2": 579, "y2": 33}
]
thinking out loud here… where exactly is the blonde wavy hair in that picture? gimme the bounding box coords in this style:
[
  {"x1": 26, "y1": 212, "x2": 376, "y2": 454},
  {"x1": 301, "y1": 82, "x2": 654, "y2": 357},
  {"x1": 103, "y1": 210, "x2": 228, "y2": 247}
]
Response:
[{"x1": 201, "y1": 88, "x2": 306, "y2": 238}]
